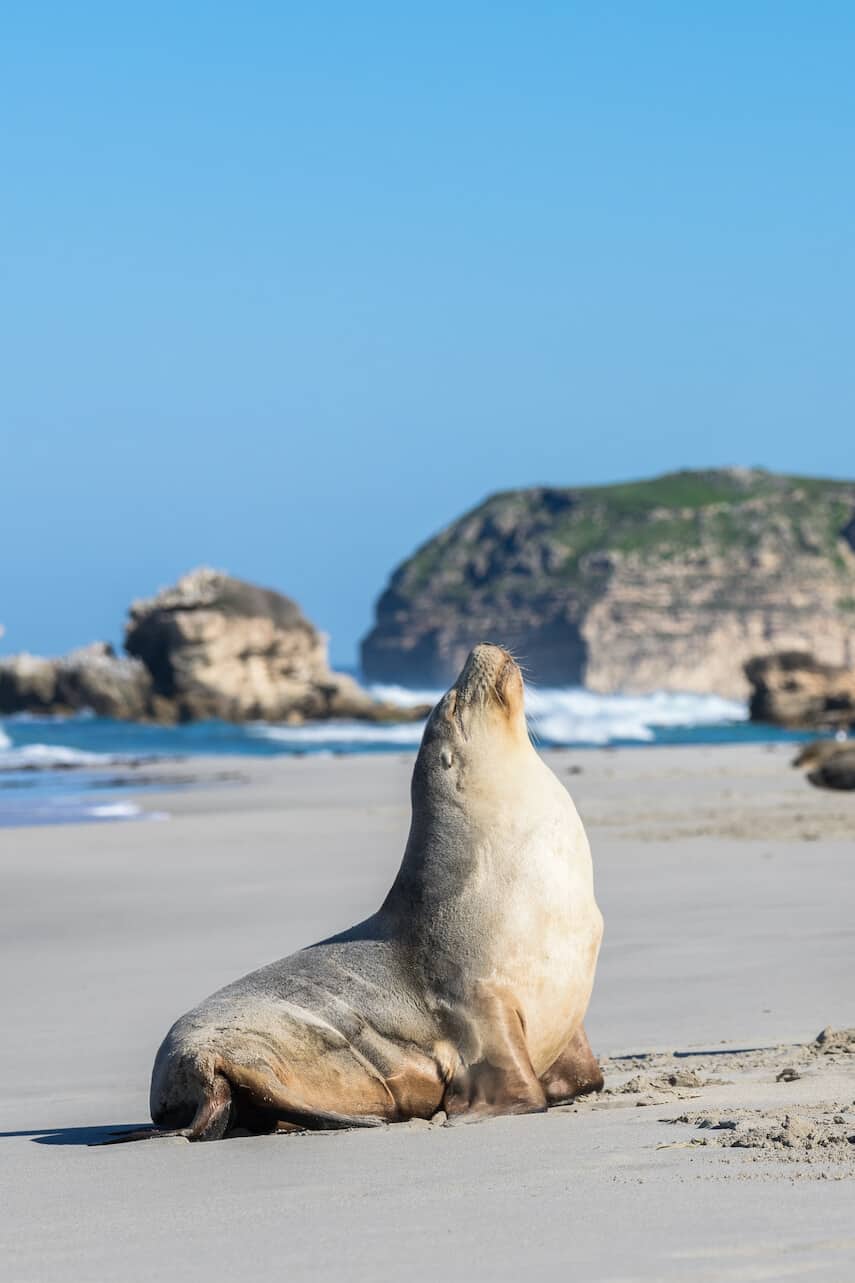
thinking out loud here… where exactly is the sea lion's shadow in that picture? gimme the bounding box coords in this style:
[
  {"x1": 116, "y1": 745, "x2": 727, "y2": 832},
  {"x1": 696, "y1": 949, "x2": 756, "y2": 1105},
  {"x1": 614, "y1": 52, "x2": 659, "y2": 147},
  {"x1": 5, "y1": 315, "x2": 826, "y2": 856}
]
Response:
[{"x1": 0, "y1": 1124, "x2": 147, "y2": 1147}]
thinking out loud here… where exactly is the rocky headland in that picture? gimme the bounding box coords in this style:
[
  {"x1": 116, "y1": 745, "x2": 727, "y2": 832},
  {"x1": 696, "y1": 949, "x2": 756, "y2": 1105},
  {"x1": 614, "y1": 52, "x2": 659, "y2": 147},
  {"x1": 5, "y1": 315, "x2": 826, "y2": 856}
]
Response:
[
  {"x1": 0, "y1": 569, "x2": 427, "y2": 725},
  {"x1": 361, "y1": 468, "x2": 855, "y2": 697}
]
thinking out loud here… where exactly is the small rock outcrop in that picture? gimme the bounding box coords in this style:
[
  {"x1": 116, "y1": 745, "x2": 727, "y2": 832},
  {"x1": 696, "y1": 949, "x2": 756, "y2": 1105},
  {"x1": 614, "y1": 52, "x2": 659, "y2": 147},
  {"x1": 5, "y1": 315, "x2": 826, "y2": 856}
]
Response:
[
  {"x1": 361, "y1": 468, "x2": 855, "y2": 696},
  {"x1": 0, "y1": 644, "x2": 151, "y2": 719},
  {"x1": 0, "y1": 570, "x2": 428, "y2": 725},
  {"x1": 124, "y1": 568, "x2": 421, "y2": 723},
  {"x1": 124, "y1": 569, "x2": 326, "y2": 722},
  {"x1": 745, "y1": 652, "x2": 855, "y2": 730}
]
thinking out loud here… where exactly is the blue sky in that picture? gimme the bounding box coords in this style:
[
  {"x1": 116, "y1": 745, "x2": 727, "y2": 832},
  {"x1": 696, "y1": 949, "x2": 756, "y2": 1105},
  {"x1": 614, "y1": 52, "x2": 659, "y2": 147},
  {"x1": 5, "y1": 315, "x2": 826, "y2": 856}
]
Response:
[{"x1": 2, "y1": 2, "x2": 853, "y2": 664}]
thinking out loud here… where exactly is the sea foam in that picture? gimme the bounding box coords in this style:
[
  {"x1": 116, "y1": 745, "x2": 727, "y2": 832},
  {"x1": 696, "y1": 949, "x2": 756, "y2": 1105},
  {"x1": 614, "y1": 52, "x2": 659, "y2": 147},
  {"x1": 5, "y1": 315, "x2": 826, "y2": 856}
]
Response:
[
  {"x1": 248, "y1": 720, "x2": 426, "y2": 748},
  {"x1": 86, "y1": 801, "x2": 143, "y2": 819},
  {"x1": 248, "y1": 686, "x2": 747, "y2": 751},
  {"x1": 525, "y1": 687, "x2": 746, "y2": 746},
  {"x1": 0, "y1": 742, "x2": 116, "y2": 771}
]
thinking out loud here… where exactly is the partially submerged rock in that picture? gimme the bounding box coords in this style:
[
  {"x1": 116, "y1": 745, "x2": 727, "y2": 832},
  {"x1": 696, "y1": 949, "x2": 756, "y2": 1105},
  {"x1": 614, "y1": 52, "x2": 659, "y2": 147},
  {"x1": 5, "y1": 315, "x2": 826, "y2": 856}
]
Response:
[{"x1": 745, "y1": 652, "x2": 855, "y2": 730}]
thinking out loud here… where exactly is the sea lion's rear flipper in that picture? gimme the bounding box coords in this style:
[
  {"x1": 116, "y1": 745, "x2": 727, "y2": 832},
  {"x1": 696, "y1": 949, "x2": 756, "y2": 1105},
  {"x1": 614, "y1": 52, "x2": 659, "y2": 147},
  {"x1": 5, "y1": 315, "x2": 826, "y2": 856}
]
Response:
[
  {"x1": 442, "y1": 985, "x2": 547, "y2": 1123},
  {"x1": 539, "y1": 1025, "x2": 604, "y2": 1105},
  {"x1": 95, "y1": 1073, "x2": 233, "y2": 1145},
  {"x1": 97, "y1": 1064, "x2": 390, "y2": 1146}
]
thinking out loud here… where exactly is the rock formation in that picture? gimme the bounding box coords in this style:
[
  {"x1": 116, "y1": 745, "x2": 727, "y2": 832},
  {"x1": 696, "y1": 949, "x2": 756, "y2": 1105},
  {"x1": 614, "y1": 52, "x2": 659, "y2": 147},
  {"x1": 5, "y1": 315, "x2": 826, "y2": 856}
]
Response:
[
  {"x1": 745, "y1": 652, "x2": 855, "y2": 729},
  {"x1": 0, "y1": 644, "x2": 151, "y2": 719},
  {"x1": 361, "y1": 469, "x2": 855, "y2": 697},
  {"x1": 0, "y1": 570, "x2": 427, "y2": 725},
  {"x1": 124, "y1": 568, "x2": 419, "y2": 723}
]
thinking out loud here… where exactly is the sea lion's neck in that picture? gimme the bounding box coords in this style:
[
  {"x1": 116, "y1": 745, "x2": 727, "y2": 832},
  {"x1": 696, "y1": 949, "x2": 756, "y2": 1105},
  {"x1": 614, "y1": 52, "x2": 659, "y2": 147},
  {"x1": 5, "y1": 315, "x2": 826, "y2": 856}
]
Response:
[
  {"x1": 382, "y1": 802, "x2": 470, "y2": 919},
  {"x1": 382, "y1": 770, "x2": 536, "y2": 924}
]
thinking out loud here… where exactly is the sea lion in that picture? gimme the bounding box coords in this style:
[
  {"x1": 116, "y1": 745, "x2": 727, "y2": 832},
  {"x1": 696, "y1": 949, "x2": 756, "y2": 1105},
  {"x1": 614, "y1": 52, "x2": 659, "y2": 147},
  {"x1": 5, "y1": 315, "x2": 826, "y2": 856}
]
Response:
[
  {"x1": 807, "y1": 747, "x2": 855, "y2": 791},
  {"x1": 792, "y1": 739, "x2": 855, "y2": 789},
  {"x1": 792, "y1": 740, "x2": 845, "y2": 770},
  {"x1": 109, "y1": 643, "x2": 603, "y2": 1142}
]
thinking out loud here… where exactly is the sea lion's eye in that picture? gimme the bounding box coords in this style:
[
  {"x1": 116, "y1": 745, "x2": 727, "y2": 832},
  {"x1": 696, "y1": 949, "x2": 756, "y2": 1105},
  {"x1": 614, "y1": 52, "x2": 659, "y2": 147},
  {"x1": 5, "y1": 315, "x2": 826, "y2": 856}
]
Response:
[{"x1": 440, "y1": 748, "x2": 454, "y2": 770}]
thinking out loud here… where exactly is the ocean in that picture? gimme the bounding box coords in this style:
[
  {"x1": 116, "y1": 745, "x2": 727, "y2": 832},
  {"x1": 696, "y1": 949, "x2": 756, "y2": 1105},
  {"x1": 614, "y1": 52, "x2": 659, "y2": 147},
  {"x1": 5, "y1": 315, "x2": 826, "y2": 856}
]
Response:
[{"x1": 0, "y1": 685, "x2": 815, "y2": 827}]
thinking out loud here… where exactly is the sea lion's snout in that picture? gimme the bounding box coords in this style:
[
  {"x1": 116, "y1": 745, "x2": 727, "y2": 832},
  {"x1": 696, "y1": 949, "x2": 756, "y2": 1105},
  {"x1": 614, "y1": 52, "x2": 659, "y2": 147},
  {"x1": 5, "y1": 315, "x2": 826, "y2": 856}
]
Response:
[
  {"x1": 421, "y1": 644, "x2": 527, "y2": 762},
  {"x1": 454, "y1": 643, "x2": 523, "y2": 717}
]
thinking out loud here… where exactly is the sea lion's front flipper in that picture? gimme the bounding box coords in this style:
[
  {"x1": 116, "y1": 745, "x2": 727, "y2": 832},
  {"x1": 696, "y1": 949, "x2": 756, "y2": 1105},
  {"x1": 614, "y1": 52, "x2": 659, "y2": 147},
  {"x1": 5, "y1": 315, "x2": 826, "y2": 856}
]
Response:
[
  {"x1": 442, "y1": 985, "x2": 547, "y2": 1123},
  {"x1": 540, "y1": 1025, "x2": 604, "y2": 1105}
]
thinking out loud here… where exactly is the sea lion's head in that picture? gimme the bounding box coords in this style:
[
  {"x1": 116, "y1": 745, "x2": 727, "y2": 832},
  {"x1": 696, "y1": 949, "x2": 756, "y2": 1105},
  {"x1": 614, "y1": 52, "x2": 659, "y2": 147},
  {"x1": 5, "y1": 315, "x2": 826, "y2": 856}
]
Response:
[{"x1": 411, "y1": 644, "x2": 532, "y2": 822}]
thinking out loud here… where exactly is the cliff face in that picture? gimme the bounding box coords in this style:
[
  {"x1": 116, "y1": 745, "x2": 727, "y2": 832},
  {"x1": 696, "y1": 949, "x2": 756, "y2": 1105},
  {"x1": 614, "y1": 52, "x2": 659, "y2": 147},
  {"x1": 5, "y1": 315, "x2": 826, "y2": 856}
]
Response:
[{"x1": 361, "y1": 469, "x2": 855, "y2": 697}]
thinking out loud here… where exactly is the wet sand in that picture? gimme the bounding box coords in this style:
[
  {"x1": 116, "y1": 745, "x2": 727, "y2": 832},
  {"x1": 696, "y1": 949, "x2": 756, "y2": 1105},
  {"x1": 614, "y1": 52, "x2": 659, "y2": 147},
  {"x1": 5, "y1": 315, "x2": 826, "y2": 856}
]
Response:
[{"x1": 1, "y1": 743, "x2": 854, "y2": 1281}]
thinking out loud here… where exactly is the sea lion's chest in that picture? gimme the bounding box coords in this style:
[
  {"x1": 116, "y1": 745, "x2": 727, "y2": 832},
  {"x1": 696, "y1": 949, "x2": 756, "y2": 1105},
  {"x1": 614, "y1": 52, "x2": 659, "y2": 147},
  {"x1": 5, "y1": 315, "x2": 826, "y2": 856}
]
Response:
[{"x1": 447, "y1": 818, "x2": 599, "y2": 1069}]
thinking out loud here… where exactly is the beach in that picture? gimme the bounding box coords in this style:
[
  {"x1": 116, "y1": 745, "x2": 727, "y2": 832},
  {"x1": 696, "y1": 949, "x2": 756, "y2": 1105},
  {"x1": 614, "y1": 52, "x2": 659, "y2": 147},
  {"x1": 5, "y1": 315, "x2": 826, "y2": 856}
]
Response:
[{"x1": 1, "y1": 742, "x2": 854, "y2": 1282}]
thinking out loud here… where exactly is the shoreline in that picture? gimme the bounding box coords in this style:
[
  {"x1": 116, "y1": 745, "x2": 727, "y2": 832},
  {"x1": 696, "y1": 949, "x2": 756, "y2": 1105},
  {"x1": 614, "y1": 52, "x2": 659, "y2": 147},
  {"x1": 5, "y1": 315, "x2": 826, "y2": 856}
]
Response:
[{"x1": 0, "y1": 730, "x2": 841, "y2": 830}]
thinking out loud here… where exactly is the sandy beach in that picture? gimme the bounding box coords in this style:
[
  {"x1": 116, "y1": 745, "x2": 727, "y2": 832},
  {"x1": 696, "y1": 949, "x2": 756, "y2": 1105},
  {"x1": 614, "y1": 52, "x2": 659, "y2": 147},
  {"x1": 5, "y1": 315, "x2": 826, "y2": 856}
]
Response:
[{"x1": 2, "y1": 743, "x2": 854, "y2": 1282}]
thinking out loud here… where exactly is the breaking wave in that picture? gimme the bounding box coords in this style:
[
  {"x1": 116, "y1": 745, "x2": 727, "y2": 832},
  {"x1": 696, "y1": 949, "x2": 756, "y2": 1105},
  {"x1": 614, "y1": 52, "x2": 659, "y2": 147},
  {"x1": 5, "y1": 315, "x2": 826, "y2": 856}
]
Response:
[
  {"x1": 0, "y1": 743, "x2": 118, "y2": 771},
  {"x1": 524, "y1": 687, "x2": 746, "y2": 746},
  {"x1": 249, "y1": 686, "x2": 747, "y2": 751},
  {"x1": 0, "y1": 687, "x2": 749, "y2": 771},
  {"x1": 248, "y1": 720, "x2": 426, "y2": 748},
  {"x1": 84, "y1": 801, "x2": 163, "y2": 820}
]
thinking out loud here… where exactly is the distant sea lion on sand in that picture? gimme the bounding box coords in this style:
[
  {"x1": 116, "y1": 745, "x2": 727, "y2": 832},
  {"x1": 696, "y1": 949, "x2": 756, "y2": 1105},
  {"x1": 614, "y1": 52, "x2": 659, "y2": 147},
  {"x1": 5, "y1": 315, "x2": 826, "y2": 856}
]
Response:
[
  {"x1": 792, "y1": 740, "x2": 845, "y2": 770},
  {"x1": 109, "y1": 644, "x2": 603, "y2": 1142},
  {"x1": 793, "y1": 739, "x2": 855, "y2": 790}
]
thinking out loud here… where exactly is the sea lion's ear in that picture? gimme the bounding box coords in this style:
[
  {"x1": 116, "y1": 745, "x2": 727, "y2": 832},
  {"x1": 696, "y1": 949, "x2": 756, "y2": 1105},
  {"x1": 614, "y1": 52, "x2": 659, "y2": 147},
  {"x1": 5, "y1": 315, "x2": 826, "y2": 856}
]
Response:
[{"x1": 440, "y1": 748, "x2": 454, "y2": 770}]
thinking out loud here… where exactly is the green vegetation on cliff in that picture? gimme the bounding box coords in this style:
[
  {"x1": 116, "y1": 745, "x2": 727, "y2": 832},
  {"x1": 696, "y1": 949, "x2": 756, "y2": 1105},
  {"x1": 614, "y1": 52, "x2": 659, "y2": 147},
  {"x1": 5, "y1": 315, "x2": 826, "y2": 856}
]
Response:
[{"x1": 405, "y1": 468, "x2": 854, "y2": 591}]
